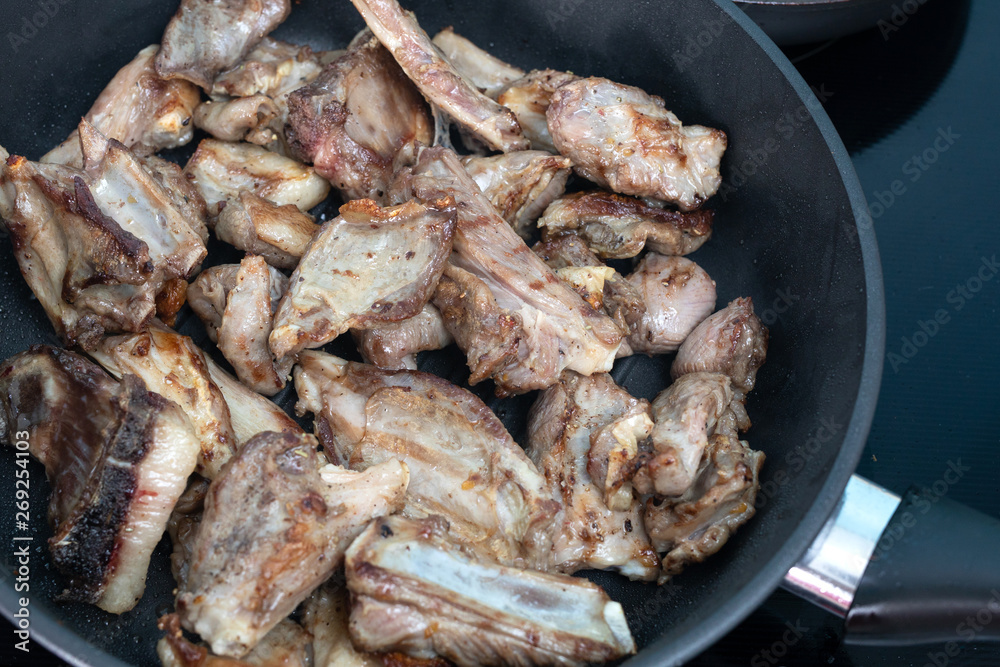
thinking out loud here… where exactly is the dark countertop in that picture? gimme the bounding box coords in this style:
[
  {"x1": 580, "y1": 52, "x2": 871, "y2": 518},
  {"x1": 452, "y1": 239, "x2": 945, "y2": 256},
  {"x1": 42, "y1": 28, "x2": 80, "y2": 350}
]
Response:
[
  {"x1": 692, "y1": 1, "x2": 1000, "y2": 665},
  {"x1": 2, "y1": 0, "x2": 998, "y2": 665}
]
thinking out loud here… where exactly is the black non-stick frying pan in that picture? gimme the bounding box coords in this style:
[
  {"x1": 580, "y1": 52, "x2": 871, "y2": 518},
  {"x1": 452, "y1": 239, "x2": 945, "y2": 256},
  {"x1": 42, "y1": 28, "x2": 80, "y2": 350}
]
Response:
[{"x1": 0, "y1": 1, "x2": 996, "y2": 666}]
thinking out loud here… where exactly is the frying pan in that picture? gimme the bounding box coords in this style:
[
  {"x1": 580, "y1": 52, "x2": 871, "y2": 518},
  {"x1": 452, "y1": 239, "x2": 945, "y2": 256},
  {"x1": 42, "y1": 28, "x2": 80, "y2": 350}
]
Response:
[
  {"x1": 734, "y1": 0, "x2": 905, "y2": 45},
  {"x1": 0, "y1": 1, "x2": 995, "y2": 665}
]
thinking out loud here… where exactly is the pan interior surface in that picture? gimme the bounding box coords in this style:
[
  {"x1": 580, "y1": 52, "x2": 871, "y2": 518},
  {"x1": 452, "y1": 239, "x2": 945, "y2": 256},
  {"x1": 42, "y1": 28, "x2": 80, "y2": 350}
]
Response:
[{"x1": 0, "y1": 0, "x2": 883, "y2": 665}]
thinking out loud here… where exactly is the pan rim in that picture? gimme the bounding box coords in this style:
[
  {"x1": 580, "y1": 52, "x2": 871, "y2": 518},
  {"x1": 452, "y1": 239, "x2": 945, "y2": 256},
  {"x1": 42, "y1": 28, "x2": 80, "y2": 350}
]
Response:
[{"x1": 0, "y1": 0, "x2": 886, "y2": 664}]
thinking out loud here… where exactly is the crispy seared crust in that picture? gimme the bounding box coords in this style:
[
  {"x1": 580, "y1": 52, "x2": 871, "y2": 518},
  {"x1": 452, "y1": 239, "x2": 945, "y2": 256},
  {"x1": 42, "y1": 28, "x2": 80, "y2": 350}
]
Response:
[
  {"x1": 538, "y1": 191, "x2": 714, "y2": 259},
  {"x1": 51, "y1": 375, "x2": 161, "y2": 604}
]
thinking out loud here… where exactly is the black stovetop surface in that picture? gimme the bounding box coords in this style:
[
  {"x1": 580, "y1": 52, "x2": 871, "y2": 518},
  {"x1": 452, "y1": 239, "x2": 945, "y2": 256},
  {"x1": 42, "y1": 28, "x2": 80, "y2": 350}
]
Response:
[
  {"x1": 4, "y1": 0, "x2": 998, "y2": 665},
  {"x1": 692, "y1": 1, "x2": 1000, "y2": 665}
]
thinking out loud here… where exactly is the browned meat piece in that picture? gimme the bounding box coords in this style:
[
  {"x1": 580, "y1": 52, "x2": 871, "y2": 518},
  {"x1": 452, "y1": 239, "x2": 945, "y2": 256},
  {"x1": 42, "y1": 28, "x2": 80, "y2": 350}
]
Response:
[
  {"x1": 294, "y1": 350, "x2": 558, "y2": 565},
  {"x1": 269, "y1": 198, "x2": 456, "y2": 358},
  {"x1": 158, "y1": 614, "x2": 313, "y2": 667},
  {"x1": 538, "y1": 191, "x2": 714, "y2": 259},
  {"x1": 217, "y1": 256, "x2": 293, "y2": 395},
  {"x1": 42, "y1": 45, "x2": 200, "y2": 167},
  {"x1": 155, "y1": 0, "x2": 292, "y2": 90},
  {"x1": 0, "y1": 155, "x2": 153, "y2": 347},
  {"x1": 353, "y1": 303, "x2": 452, "y2": 370},
  {"x1": 211, "y1": 38, "x2": 326, "y2": 100},
  {"x1": 214, "y1": 190, "x2": 318, "y2": 270},
  {"x1": 89, "y1": 327, "x2": 237, "y2": 479},
  {"x1": 0, "y1": 346, "x2": 200, "y2": 613},
  {"x1": 0, "y1": 122, "x2": 206, "y2": 349},
  {"x1": 461, "y1": 151, "x2": 571, "y2": 239},
  {"x1": 188, "y1": 264, "x2": 242, "y2": 342},
  {"x1": 532, "y1": 234, "x2": 646, "y2": 337},
  {"x1": 346, "y1": 515, "x2": 636, "y2": 666},
  {"x1": 411, "y1": 147, "x2": 622, "y2": 394},
  {"x1": 286, "y1": 36, "x2": 432, "y2": 202},
  {"x1": 548, "y1": 78, "x2": 727, "y2": 210},
  {"x1": 431, "y1": 263, "x2": 521, "y2": 385},
  {"x1": 348, "y1": 0, "x2": 528, "y2": 152},
  {"x1": 188, "y1": 258, "x2": 290, "y2": 393},
  {"x1": 644, "y1": 433, "x2": 764, "y2": 581},
  {"x1": 77, "y1": 120, "x2": 206, "y2": 279},
  {"x1": 633, "y1": 372, "x2": 734, "y2": 497},
  {"x1": 214, "y1": 191, "x2": 317, "y2": 269},
  {"x1": 672, "y1": 297, "x2": 769, "y2": 395},
  {"x1": 526, "y1": 371, "x2": 660, "y2": 580},
  {"x1": 207, "y1": 38, "x2": 331, "y2": 155},
  {"x1": 183, "y1": 139, "x2": 331, "y2": 216},
  {"x1": 430, "y1": 28, "x2": 525, "y2": 99},
  {"x1": 194, "y1": 95, "x2": 281, "y2": 143},
  {"x1": 623, "y1": 254, "x2": 716, "y2": 356},
  {"x1": 177, "y1": 430, "x2": 408, "y2": 657},
  {"x1": 139, "y1": 154, "x2": 210, "y2": 244},
  {"x1": 496, "y1": 69, "x2": 580, "y2": 154}
]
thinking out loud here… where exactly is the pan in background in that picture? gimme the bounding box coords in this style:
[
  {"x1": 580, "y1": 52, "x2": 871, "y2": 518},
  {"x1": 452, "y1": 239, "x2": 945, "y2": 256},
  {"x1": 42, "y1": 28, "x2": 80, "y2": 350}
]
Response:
[{"x1": 735, "y1": 0, "x2": 911, "y2": 45}]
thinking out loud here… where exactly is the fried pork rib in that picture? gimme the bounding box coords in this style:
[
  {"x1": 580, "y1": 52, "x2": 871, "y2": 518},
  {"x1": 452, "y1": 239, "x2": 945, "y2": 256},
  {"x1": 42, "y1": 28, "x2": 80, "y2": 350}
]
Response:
[
  {"x1": 192, "y1": 256, "x2": 293, "y2": 396},
  {"x1": 538, "y1": 191, "x2": 714, "y2": 259},
  {"x1": 623, "y1": 254, "x2": 716, "y2": 356},
  {"x1": 548, "y1": 78, "x2": 727, "y2": 211},
  {"x1": 0, "y1": 346, "x2": 200, "y2": 614},
  {"x1": 633, "y1": 372, "x2": 734, "y2": 498},
  {"x1": 672, "y1": 297, "x2": 769, "y2": 395},
  {"x1": 78, "y1": 120, "x2": 206, "y2": 277},
  {"x1": 189, "y1": 262, "x2": 287, "y2": 342},
  {"x1": 348, "y1": 0, "x2": 528, "y2": 152},
  {"x1": 526, "y1": 371, "x2": 660, "y2": 580},
  {"x1": 159, "y1": 614, "x2": 313, "y2": 667},
  {"x1": 286, "y1": 35, "x2": 432, "y2": 202},
  {"x1": 221, "y1": 280, "x2": 292, "y2": 395},
  {"x1": 269, "y1": 198, "x2": 456, "y2": 358},
  {"x1": 90, "y1": 327, "x2": 237, "y2": 479},
  {"x1": 204, "y1": 38, "x2": 329, "y2": 154},
  {"x1": 155, "y1": 0, "x2": 292, "y2": 90},
  {"x1": 431, "y1": 28, "x2": 525, "y2": 99},
  {"x1": 184, "y1": 139, "x2": 331, "y2": 216},
  {"x1": 346, "y1": 515, "x2": 636, "y2": 667},
  {"x1": 42, "y1": 45, "x2": 200, "y2": 168},
  {"x1": 194, "y1": 94, "x2": 281, "y2": 144},
  {"x1": 294, "y1": 351, "x2": 558, "y2": 565},
  {"x1": 353, "y1": 303, "x2": 452, "y2": 370},
  {"x1": 211, "y1": 37, "x2": 325, "y2": 101},
  {"x1": 461, "y1": 151, "x2": 571, "y2": 239},
  {"x1": 0, "y1": 123, "x2": 205, "y2": 349},
  {"x1": 412, "y1": 147, "x2": 622, "y2": 394},
  {"x1": 496, "y1": 69, "x2": 580, "y2": 154},
  {"x1": 215, "y1": 191, "x2": 318, "y2": 269},
  {"x1": 644, "y1": 433, "x2": 763, "y2": 581},
  {"x1": 177, "y1": 430, "x2": 408, "y2": 658},
  {"x1": 532, "y1": 235, "x2": 646, "y2": 338}
]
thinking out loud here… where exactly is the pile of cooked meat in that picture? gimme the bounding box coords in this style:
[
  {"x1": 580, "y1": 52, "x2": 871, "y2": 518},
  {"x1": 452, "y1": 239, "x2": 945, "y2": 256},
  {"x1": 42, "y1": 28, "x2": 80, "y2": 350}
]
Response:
[{"x1": 0, "y1": 0, "x2": 768, "y2": 665}]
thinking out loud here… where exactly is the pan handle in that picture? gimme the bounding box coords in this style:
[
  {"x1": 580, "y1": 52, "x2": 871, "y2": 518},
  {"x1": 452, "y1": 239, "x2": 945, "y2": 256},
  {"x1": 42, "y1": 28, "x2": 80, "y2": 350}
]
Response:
[{"x1": 782, "y1": 475, "x2": 1000, "y2": 645}]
